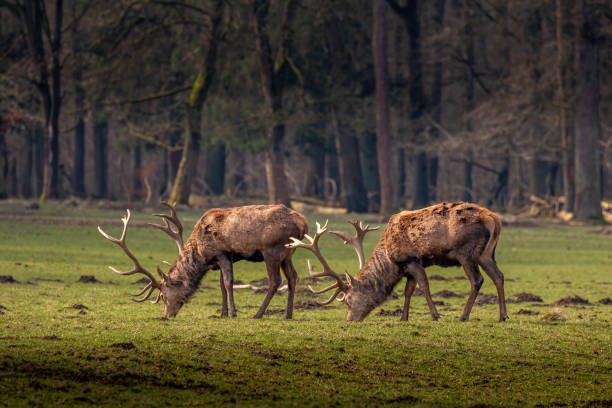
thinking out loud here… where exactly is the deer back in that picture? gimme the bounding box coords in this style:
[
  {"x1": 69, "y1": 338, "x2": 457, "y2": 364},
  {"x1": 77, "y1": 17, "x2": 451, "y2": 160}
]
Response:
[
  {"x1": 189, "y1": 205, "x2": 308, "y2": 259},
  {"x1": 383, "y1": 202, "x2": 495, "y2": 265}
]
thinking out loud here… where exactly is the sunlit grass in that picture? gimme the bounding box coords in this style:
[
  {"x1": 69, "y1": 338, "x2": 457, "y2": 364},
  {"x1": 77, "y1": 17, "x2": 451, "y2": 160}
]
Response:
[{"x1": 1, "y1": 204, "x2": 611, "y2": 407}]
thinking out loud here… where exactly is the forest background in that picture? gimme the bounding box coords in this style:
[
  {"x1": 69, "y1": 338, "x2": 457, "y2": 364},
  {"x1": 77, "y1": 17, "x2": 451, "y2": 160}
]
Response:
[{"x1": 1, "y1": 0, "x2": 612, "y2": 218}]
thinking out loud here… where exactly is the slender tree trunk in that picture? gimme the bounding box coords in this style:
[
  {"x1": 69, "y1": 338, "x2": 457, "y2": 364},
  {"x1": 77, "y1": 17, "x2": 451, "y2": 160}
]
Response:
[
  {"x1": 462, "y1": 0, "x2": 474, "y2": 203},
  {"x1": 332, "y1": 108, "x2": 368, "y2": 213},
  {"x1": 34, "y1": 125, "x2": 44, "y2": 197},
  {"x1": 428, "y1": 0, "x2": 446, "y2": 202},
  {"x1": 21, "y1": 128, "x2": 34, "y2": 198},
  {"x1": 414, "y1": 153, "x2": 428, "y2": 207},
  {"x1": 206, "y1": 143, "x2": 225, "y2": 195},
  {"x1": 573, "y1": 0, "x2": 601, "y2": 218},
  {"x1": 252, "y1": 0, "x2": 295, "y2": 206},
  {"x1": 556, "y1": 0, "x2": 575, "y2": 212},
  {"x1": 93, "y1": 119, "x2": 108, "y2": 198},
  {"x1": 169, "y1": 0, "x2": 223, "y2": 204},
  {"x1": 324, "y1": 130, "x2": 340, "y2": 203},
  {"x1": 71, "y1": 0, "x2": 85, "y2": 198},
  {"x1": 0, "y1": 129, "x2": 6, "y2": 198},
  {"x1": 373, "y1": 0, "x2": 393, "y2": 214},
  {"x1": 132, "y1": 145, "x2": 142, "y2": 200}
]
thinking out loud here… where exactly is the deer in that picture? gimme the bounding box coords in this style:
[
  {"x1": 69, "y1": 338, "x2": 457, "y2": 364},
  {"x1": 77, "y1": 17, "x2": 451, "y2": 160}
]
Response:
[
  {"x1": 98, "y1": 204, "x2": 308, "y2": 319},
  {"x1": 287, "y1": 202, "x2": 508, "y2": 322}
]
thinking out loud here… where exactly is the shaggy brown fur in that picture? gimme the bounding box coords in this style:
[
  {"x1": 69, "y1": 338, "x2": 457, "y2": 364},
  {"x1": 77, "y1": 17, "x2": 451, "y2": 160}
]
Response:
[
  {"x1": 158, "y1": 204, "x2": 308, "y2": 319},
  {"x1": 340, "y1": 202, "x2": 507, "y2": 322}
]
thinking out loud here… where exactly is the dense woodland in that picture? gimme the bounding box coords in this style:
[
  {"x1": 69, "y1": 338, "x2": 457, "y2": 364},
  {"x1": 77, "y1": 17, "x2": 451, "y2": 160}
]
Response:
[{"x1": 1, "y1": 0, "x2": 611, "y2": 217}]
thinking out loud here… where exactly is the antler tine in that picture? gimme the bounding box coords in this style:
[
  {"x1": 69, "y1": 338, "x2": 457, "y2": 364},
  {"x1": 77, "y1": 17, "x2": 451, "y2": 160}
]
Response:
[
  {"x1": 306, "y1": 260, "x2": 340, "y2": 294},
  {"x1": 97, "y1": 210, "x2": 161, "y2": 289},
  {"x1": 329, "y1": 220, "x2": 380, "y2": 269},
  {"x1": 286, "y1": 220, "x2": 347, "y2": 292},
  {"x1": 149, "y1": 201, "x2": 184, "y2": 252},
  {"x1": 316, "y1": 287, "x2": 344, "y2": 305}
]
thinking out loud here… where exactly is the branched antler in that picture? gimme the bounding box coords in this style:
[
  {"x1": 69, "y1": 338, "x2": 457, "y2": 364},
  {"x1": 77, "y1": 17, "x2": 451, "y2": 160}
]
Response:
[
  {"x1": 98, "y1": 210, "x2": 165, "y2": 303},
  {"x1": 286, "y1": 221, "x2": 349, "y2": 304},
  {"x1": 329, "y1": 220, "x2": 379, "y2": 268},
  {"x1": 149, "y1": 201, "x2": 184, "y2": 252}
]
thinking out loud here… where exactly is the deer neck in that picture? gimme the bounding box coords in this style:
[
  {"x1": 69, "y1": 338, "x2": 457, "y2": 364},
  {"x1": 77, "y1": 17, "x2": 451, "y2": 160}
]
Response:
[
  {"x1": 354, "y1": 244, "x2": 403, "y2": 308},
  {"x1": 166, "y1": 241, "x2": 210, "y2": 303}
]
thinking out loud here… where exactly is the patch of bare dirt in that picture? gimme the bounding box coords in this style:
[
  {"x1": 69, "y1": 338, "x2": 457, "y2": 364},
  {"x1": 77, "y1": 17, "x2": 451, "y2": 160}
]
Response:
[
  {"x1": 517, "y1": 309, "x2": 540, "y2": 315},
  {"x1": 295, "y1": 300, "x2": 332, "y2": 310},
  {"x1": 0, "y1": 305, "x2": 7, "y2": 315},
  {"x1": 300, "y1": 276, "x2": 324, "y2": 283},
  {"x1": 429, "y1": 275, "x2": 449, "y2": 281},
  {"x1": 554, "y1": 295, "x2": 591, "y2": 306},
  {"x1": 598, "y1": 297, "x2": 612, "y2": 305},
  {"x1": 33, "y1": 278, "x2": 63, "y2": 283},
  {"x1": 0, "y1": 275, "x2": 18, "y2": 283},
  {"x1": 42, "y1": 335, "x2": 60, "y2": 340},
  {"x1": 70, "y1": 304, "x2": 89, "y2": 310},
  {"x1": 475, "y1": 293, "x2": 498, "y2": 305},
  {"x1": 454, "y1": 276, "x2": 467, "y2": 280},
  {"x1": 377, "y1": 308, "x2": 403, "y2": 316},
  {"x1": 263, "y1": 308, "x2": 285, "y2": 315},
  {"x1": 111, "y1": 342, "x2": 136, "y2": 350},
  {"x1": 132, "y1": 277, "x2": 149, "y2": 284},
  {"x1": 434, "y1": 290, "x2": 463, "y2": 298},
  {"x1": 77, "y1": 275, "x2": 100, "y2": 283},
  {"x1": 508, "y1": 292, "x2": 543, "y2": 303}
]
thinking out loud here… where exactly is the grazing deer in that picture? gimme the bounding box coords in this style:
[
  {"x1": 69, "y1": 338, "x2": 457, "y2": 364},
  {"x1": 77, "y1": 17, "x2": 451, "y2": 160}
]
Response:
[
  {"x1": 98, "y1": 204, "x2": 308, "y2": 319},
  {"x1": 288, "y1": 202, "x2": 508, "y2": 322}
]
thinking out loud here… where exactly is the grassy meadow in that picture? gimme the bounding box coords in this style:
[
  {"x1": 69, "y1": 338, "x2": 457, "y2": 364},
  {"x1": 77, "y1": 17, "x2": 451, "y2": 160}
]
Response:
[{"x1": 0, "y1": 202, "x2": 611, "y2": 407}]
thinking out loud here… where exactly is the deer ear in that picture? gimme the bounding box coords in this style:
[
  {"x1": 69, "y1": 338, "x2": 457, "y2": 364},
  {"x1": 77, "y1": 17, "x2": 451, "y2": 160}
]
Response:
[{"x1": 345, "y1": 273, "x2": 355, "y2": 287}]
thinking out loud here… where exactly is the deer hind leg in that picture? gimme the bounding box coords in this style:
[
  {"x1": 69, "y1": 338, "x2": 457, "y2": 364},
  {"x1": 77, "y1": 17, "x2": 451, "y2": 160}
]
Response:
[
  {"x1": 479, "y1": 257, "x2": 508, "y2": 322},
  {"x1": 280, "y1": 258, "x2": 298, "y2": 319},
  {"x1": 458, "y1": 260, "x2": 484, "y2": 322},
  {"x1": 219, "y1": 274, "x2": 228, "y2": 317},
  {"x1": 401, "y1": 275, "x2": 417, "y2": 322},
  {"x1": 405, "y1": 263, "x2": 440, "y2": 321},
  {"x1": 253, "y1": 259, "x2": 282, "y2": 319},
  {"x1": 217, "y1": 255, "x2": 237, "y2": 318}
]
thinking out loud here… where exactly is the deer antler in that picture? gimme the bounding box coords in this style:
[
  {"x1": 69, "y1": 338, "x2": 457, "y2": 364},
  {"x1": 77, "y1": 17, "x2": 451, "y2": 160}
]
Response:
[
  {"x1": 329, "y1": 220, "x2": 379, "y2": 268},
  {"x1": 97, "y1": 210, "x2": 165, "y2": 303},
  {"x1": 286, "y1": 221, "x2": 349, "y2": 304},
  {"x1": 149, "y1": 201, "x2": 184, "y2": 252}
]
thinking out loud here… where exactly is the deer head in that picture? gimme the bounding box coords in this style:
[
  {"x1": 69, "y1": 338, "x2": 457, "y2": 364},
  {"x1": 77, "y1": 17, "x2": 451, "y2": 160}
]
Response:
[
  {"x1": 286, "y1": 220, "x2": 379, "y2": 321},
  {"x1": 97, "y1": 209, "x2": 188, "y2": 318}
]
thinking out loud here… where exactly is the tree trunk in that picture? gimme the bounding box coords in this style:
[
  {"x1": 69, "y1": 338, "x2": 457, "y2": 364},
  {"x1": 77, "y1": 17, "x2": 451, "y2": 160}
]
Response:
[
  {"x1": 573, "y1": 0, "x2": 601, "y2": 218},
  {"x1": 21, "y1": 128, "x2": 34, "y2": 198},
  {"x1": 373, "y1": 0, "x2": 393, "y2": 214},
  {"x1": 264, "y1": 126, "x2": 290, "y2": 205},
  {"x1": 462, "y1": 0, "x2": 474, "y2": 203},
  {"x1": 34, "y1": 125, "x2": 44, "y2": 197},
  {"x1": 324, "y1": 130, "x2": 340, "y2": 203},
  {"x1": 556, "y1": 0, "x2": 575, "y2": 212},
  {"x1": 332, "y1": 109, "x2": 368, "y2": 213},
  {"x1": 169, "y1": 0, "x2": 222, "y2": 204},
  {"x1": 132, "y1": 145, "x2": 142, "y2": 200},
  {"x1": 93, "y1": 119, "x2": 108, "y2": 199},
  {"x1": 71, "y1": 0, "x2": 85, "y2": 198},
  {"x1": 252, "y1": 0, "x2": 295, "y2": 207},
  {"x1": 206, "y1": 143, "x2": 225, "y2": 195},
  {"x1": 414, "y1": 152, "x2": 428, "y2": 208},
  {"x1": 428, "y1": 0, "x2": 446, "y2": 202},
  {"x1": 0, "y1": 129, "x2": 6, "y2": 198}
]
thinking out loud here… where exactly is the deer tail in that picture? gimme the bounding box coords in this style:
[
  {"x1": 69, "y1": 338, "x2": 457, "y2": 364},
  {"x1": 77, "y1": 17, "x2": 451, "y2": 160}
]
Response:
[{"x1": 481, "y1": 211, "x2": 502, "y2": 261}]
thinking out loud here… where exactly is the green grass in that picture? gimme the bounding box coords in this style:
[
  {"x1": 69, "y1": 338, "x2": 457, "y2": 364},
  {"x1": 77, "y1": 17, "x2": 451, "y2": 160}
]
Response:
[{"x1": 1, "y1": 203, "x2": 611, "y2": 407}]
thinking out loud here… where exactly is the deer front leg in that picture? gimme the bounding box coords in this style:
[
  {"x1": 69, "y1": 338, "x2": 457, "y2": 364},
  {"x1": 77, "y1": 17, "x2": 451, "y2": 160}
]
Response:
[
  {"x1": 401, "y1": 275, "x2": 417, "y2": 321},
  {"x1": 281, "y1": 258, "x2": 298, "y2": 319},
  {"x1": 253, "y1": 259, "x2": 282, "y2": 319},
  {"x1": 217, "y1": 255, "x2": 237, "y2": 318},
  {"x1": 405, "y1": 263, "x2": 440, "y2": 321}
]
